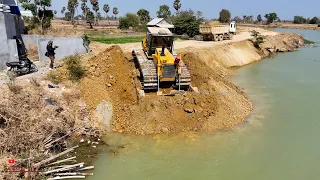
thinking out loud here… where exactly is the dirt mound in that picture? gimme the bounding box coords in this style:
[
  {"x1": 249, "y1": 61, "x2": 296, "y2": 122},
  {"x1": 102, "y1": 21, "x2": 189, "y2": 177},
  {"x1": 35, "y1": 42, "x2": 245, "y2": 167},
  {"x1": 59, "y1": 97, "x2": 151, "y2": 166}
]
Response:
[{"x1": 80, "y1": 45, "x2": 253, "y2": 134}]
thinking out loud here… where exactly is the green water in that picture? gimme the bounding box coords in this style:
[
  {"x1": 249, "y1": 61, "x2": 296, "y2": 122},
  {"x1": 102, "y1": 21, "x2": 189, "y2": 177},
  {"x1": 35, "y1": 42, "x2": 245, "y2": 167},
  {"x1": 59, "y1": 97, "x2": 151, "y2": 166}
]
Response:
[{"x1": 89, "y1": 29, "x2": 320, "y2": 180}]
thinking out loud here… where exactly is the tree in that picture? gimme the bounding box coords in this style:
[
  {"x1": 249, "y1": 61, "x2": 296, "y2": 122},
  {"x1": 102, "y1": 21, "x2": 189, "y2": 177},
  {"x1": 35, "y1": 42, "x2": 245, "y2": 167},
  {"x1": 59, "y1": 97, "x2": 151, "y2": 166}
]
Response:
[
  {"x1": 233, "y1": 16, "x2": 242, "y2": 23},
  {"x1": 103, "y1": 4, "x2": 110, "y2": 19},
  {"x1": 90, "y1": 0, "x2": 99, "y2": 24},
  {"x1": 18, "y1": 0, "x2": 53, "y2": 33},
  {"x1": 113, "y1": 7, "x2": 119, "y2": 19},
  {"x1": 137, "y1": 9, "x2": 151, "y2": 24},
  {"x1": 97, "y1": 12, "x2": 102, "y2": 20},
  {"x1": 196, "y1": 11, "x2": 203, "y2": 20},
  {"x1": 61, "y1": 7, "x2": 66, "y2": 14},
  {"x1": 309, "y1": 16, "x2": 319, "y2": 24},
  {"x1": 219, "y1": 9, "x2": 231, "y2": 23},
  {"x1": 86, "y1": 10, "x2": 94, "y2": 28},
  {"x1": 173, "y1": 9, "x2": 203, "y2": 37},
  {"x1": 257, "y1": 14, "x2": 262, "y2": 22},
  {"x1": 119, "y1": 13, "x2": 139, "y2": 30},
  {"x1": 293, "y1": 16, "x2": 307, "y2": 24},
  {"x1": 173, "y1": 0, "x2": 181, "y2": 14},
  {"x1": 67, "y1": 0, "x2": 78, "y2": 24},
  {"x1": 53, "y1": 10, "x2": 57, "y2": 15},
  {"x1": 65, "y1": 12, "x2": 72, "y2": 21},
  {"x1": 157, "y1": 5, "x2": 171, "y2": 19},
  {"x1": 264, "y1": 12, "x2": 278, "y2": 24},
  {"x1": 80, "y1": 0, "x2": 88, "y2": 17}
]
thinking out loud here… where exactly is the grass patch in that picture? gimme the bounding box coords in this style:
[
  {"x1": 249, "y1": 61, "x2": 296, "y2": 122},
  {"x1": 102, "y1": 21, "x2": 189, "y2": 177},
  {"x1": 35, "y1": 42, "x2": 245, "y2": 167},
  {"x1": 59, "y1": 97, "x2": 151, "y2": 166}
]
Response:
[
  {"x1": 91, "y1": 36, "x2": 145, "y2": 44},
  {"x1": 304, "y1": 39, "x2": 315, "y2": 45},
  {"x1": 92, "y1": 36, "x2": 181, "y2": 44}
]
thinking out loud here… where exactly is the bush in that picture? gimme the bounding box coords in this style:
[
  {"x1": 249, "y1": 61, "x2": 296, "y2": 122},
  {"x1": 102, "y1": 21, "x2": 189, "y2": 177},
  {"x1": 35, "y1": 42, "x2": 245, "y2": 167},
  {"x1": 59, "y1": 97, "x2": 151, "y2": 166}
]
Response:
[
  {"x1": 251, "y1": 30, "x2": 264, "y2": 48},
  {"x1": 119, "y1": 13, "x2": 139, "y2": 30},
  {"x1": 45, "y1": 71, "x2": 62, "y2": 84},
  {"x1": 173, "y1": 9, "x2": 203, "y2": 37},
  {"x1": 309, "y1": 17, "x2": 319, "y2": 24},
  {"x1": 6, "y1": 72, "x2": 22, "y2": 93},
  {"x1": 293, "y1": 16, "x2": 307, "y2": 24},
  {"x1": 64, "y1": 55, "x2": 85, "y2": 82}
]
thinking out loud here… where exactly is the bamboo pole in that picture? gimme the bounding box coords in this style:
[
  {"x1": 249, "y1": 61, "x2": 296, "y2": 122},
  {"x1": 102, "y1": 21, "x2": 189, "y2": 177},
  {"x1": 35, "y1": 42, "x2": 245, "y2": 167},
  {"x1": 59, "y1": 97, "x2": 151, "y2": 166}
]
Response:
[
  {"x1": 33, "y1": 145, "x2": 79, "y2": 168},
  {"x1": 54, "y1": 172, "x2": 93, "y2": 176},
  {"x1": 78, "y1": 166, "x2": 94, "y2": 171},
  {"x1": 43, "y1": 163, "x2": 84, "y2": 175},
  {"x1": 47, "y1": 176, "x2": 85, "y2": 179},
  {"x1": 47, "y1": 157, "x2": 77, "y2": 166}
]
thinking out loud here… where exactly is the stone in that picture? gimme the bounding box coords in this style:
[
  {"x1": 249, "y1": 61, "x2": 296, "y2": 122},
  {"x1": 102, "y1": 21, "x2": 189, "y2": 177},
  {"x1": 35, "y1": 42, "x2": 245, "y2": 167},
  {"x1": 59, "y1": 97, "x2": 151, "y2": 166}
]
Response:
[
  {"x1": 184, "y1": 104, "x2": 194, "y2": 113},
  {"x1": 107, "y1": 83, "x2": 112, "y2": 87},
  {"x1": 96, "y1": 101, "x2": 113, "y2": 132}
]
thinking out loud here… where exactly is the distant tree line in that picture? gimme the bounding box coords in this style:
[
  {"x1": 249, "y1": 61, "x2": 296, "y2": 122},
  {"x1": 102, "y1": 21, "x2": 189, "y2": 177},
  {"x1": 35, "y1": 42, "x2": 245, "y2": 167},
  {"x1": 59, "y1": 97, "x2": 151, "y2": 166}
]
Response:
[{"x1": 293, "y1": 16, "x2": 319, "y2": 24}]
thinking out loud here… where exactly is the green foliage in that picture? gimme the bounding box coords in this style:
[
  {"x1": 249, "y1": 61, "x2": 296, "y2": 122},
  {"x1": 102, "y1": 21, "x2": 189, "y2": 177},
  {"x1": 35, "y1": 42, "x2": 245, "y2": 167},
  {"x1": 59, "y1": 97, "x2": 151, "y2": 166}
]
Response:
[
  {"x1": 86, "y1": 10, "x2": 94, "y2": 28},
  {"x1": 64, "y1": 55, "x2": 85, "y2": 82},
  {"x1": 45, "y1": 71, "x2": 62, "y2": 84},
  {"x1": 257, "y1": 14, "x2": 262, "y2": 22},
  {"x1": 293, "y1": 16, "x2": 307, "y2": 24},
  {"x1": 304, "y1": 39, "x2": 315, "y2": 45},
  {"x1": 113, "y1": 7, "x2": 119, "y2": 17},
  {"x1": 103, "y1": 4, "x2": 110, "y2": 17},
  {"x1": 264, "y1": 12, "x2": 278, "y2": 24},
  {"x1": 309, "y1": 17, "x2": 319, "y2": 24},
  {"x1": 137, "y1": 9, "x2": 151, "y2": 24},
  {"x1": 173, "y1": 9, "x2": 203, "y2": 37},
  {"x1": 219, "y1": 9, "x2": 231, "y2": 23},
  {"x1": 18, "y1": 0, "x2": 53, "y2": 32},
  {"x1": 157, "y1": 5, "x2": 171, "y2": 18},
  {"x1": 92, "y1": 36, "x2": 147, "y2": 44},
  {"x1": 119, "y1": 13, "x2": 140, "y2": 30},
  {"x1": 65, "y1": 12, "x2": 72, "y2": 21},
  {"x1": 173, "y1": 0, "x2": 182, "y2": 13},
  {"x1": 251, "y1": 30, "x2": 264, "y2": 48},
  {"x1": 67, "y1": 0, "x2": 78, "y2": 23}
]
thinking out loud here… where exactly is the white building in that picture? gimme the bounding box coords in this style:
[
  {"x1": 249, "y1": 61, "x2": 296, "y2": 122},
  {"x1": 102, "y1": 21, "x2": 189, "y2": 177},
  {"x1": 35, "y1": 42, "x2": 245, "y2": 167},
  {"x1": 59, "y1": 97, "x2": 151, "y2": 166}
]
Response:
[{"x1": 0, "y1": 0, "x2": 18, "y2": 6}]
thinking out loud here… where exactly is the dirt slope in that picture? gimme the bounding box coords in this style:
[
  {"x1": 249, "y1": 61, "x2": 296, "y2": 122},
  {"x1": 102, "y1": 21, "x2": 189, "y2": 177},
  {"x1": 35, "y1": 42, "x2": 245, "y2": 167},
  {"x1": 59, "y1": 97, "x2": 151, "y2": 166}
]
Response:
[{"x1": 79, "y1": 45, "x2": 252, "y2": 134}]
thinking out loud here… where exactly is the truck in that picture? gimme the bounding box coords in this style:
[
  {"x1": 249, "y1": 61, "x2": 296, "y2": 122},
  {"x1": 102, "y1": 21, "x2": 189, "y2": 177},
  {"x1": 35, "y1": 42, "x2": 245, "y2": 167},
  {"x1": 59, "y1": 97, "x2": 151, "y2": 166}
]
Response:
[{"x1": 199, "y1": 21, "x2": 237, "y2": 41}]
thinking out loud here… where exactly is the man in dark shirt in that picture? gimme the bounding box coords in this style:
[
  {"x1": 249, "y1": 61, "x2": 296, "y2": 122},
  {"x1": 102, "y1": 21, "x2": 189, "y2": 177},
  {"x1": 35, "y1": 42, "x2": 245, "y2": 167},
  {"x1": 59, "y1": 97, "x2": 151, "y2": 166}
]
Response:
[{"x1": 46, "y1": 40, "x2": 58, "y2": 69}]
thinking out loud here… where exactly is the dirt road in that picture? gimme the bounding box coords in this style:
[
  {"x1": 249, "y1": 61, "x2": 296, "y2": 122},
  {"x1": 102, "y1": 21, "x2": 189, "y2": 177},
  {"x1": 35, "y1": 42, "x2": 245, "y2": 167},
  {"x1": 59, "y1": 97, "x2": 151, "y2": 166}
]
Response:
[{"x1": 90, "y1": 28, "x2": 278, "y2": 53}]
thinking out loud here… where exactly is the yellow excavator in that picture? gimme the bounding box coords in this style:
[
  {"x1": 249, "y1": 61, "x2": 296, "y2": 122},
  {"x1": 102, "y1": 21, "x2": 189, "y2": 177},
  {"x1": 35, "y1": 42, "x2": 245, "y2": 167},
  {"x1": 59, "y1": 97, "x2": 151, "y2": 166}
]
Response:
[{"x1": 132, "y1": 27, "x2": 191, "y2": 92}]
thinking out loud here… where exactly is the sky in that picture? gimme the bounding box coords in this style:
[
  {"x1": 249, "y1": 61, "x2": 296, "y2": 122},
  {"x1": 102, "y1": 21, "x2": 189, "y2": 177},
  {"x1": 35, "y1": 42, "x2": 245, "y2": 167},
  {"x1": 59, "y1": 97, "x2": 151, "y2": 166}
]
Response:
[{"x1": 23, "y1": 0, "x2": 320, "y2": 20}]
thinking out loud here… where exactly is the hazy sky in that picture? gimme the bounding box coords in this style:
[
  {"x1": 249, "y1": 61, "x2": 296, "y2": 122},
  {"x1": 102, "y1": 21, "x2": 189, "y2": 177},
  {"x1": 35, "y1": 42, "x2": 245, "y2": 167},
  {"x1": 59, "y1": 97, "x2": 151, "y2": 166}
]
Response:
[{"x1": 35, "y1": 0, "x2": 320, "y2": 20}]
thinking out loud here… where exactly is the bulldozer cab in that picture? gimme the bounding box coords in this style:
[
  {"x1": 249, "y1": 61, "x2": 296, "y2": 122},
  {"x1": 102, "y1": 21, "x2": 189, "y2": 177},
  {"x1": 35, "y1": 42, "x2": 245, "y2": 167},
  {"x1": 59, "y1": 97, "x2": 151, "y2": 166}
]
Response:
[{"x1": 146, "y1": 27, "x2": 174, "y2": 57}]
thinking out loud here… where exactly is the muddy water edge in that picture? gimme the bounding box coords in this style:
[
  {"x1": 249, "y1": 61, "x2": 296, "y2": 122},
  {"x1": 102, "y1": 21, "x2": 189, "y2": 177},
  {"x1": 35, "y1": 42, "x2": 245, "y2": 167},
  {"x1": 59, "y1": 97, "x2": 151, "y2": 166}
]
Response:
[{"x1": 86, "y1": 29, "x2": 320, "y2": 180}]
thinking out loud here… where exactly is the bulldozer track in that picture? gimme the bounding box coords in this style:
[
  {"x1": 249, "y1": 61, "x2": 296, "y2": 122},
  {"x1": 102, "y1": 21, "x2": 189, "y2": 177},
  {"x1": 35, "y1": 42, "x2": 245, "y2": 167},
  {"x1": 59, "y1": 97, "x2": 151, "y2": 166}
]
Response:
[
  {"x1": 132, "y1": 49, "x2": 191, "y2": 91},
  {"x1": 132, "y1": 49, "x2": 158, "y2": 90}
]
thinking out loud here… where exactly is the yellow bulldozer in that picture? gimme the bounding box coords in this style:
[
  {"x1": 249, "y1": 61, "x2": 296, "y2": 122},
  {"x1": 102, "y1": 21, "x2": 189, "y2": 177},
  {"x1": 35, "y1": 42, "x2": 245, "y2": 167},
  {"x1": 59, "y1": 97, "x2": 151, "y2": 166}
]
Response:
[{"x1": 132, "y1": 27, "x2": 191, "y2": 92}]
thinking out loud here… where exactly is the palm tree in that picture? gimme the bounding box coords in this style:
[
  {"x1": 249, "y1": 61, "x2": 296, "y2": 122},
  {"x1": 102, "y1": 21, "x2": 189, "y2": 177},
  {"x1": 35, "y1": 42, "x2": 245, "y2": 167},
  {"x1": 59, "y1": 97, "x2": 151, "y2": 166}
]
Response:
[
  {"x1": 173, "y1": 0, "x2": 181, "y2": 14},
  {"x1": 113, "y1": 7, "x2": 119, "y2": 19},
  {"x1": 103, "y1": 4, "x2": 109, "y2": 19}
]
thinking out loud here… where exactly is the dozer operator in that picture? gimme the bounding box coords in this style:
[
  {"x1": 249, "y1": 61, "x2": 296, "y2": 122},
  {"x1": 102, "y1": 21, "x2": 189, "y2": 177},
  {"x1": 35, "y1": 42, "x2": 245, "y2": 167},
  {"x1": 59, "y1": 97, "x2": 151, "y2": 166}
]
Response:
[{"x1": 132, "y1": 27, "x2": 191, "y2": 92}]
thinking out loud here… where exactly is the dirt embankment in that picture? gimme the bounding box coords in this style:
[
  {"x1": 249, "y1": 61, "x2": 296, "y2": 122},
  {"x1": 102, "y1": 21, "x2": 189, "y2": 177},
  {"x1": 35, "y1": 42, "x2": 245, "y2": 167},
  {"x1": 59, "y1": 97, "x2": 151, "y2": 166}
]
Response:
[
  {"x1": 240, "y1": 23, "x2": 320, "y2": 31},
  {"x1": 178, "y1": 33, "x2": 304, "y2": 68},
  {"x1": 78, "y1": 32, "x2": 304, "y2": 135},
  {"x1": 79, "y1": 45, "x2": 252, "y2": 134}
]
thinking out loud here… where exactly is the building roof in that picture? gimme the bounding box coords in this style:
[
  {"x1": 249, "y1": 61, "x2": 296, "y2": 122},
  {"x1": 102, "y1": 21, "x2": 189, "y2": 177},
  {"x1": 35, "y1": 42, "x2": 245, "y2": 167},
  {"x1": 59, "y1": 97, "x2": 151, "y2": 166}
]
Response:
[
  {"x1": 147, "y1": 18, "x2": 174, "y2": 28},
  {"x1": 20, "y1": 10, "x2": 32, "y2": 17},
  {"x1": 147, "y1": 27, "x2": 173, "y2": 36}
]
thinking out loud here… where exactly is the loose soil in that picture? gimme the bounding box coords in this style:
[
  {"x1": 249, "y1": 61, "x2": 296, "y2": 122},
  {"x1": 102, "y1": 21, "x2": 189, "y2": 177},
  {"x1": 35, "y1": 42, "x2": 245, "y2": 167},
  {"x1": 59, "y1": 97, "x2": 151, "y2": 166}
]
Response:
[{"x1": 79, "y1": 45, "x2": 252, "y2": 134}]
